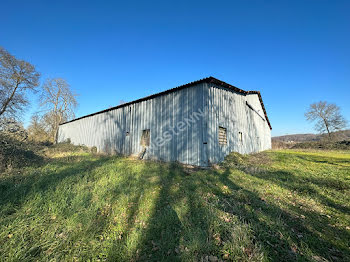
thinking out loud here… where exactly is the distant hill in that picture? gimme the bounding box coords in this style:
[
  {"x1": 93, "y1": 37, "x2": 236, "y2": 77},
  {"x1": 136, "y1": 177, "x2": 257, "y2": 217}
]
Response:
[{"x1": 272, "y1": 129, "x2": 350, "y2": 142}]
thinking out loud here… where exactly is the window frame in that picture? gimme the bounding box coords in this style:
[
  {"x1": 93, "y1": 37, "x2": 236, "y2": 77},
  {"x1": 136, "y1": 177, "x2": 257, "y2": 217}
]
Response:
[{"x1": 218, "y1": 126, "x2": 227, "y2": 146}]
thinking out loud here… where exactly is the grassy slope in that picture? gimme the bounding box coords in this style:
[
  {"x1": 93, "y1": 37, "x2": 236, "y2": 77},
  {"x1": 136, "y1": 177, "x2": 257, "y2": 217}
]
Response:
[{"x1": 0, "y1": 148, "x2": 349, "y2": 261}]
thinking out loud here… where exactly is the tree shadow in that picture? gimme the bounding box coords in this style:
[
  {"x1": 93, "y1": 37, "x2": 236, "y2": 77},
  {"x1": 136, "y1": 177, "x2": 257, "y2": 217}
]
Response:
[
  {"x1": 251, "y1": 169, "x2": 350, "y2": 214},
  {"x1": 104, "y1": 162, "x2": 180, "y2": 261},
  {"x1": 209, "y1": 167, "x2": 350, "y2": 261},
  {"x1": 104, "y1": 161, "x2": 215, "y2": 261},
  {"x1": 130, "y1": 163, "x2": 183, "y2": 261},
  {"x1": 4, "y1": 150, "x2": 348, "y2": 261},
  {"x1": 294, "y1": 154, "x2": 350, "y2": 168},
  {"x1": 98, "y1": 156, "x2": 349, "y2": 261},
  {"x1": 0, "y1": 155, "x2": 111, "y2": 218}
]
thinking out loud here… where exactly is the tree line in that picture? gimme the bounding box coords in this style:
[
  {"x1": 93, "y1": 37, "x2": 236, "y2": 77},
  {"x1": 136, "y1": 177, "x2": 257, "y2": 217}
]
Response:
[{"x1": 0, "y1": 47, "x2": 78, "y2": 143}]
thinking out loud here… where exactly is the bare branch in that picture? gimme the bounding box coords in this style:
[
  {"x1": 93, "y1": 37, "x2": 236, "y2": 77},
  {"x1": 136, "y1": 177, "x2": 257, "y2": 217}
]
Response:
[
  {"x1": 305, "y1": 101, "x2": 348, "y2": 139},
  {"x1": 38, "y1": 78, "x2": 78, "y2": 143},
  {"x1": 0, "y1": 47, "x2": 40, "y2": 119}
]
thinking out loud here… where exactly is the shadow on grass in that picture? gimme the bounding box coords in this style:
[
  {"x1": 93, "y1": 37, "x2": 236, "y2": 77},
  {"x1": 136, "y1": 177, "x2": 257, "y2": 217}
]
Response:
[
  {"x1": 128, "y1": 163, "x2": 183, "y2": 261},
  {"x1": 209, "y1": 168, "x2": 350, "y2": 261},
  {"x1": 104, "y1": 158, "x2": 349, "y2": 261},
  {"x1": 2, "y1": 152, "x2": 349, "y2": 261},
  {"x1": 103, "y1": 162, "x2": 215, "y2": 261},
  {"x1": 294, "y1": 154, "x2": 350, "y2": 168},
  {"x1": 0, "y1": 155, "x2": 111, "y2": 218},
  {"x1": 252, "y1": 169, "x2": 350, "y2": 214},
  {"x1": 105, "y1": 163, "x2": 184, "y2": 261}
]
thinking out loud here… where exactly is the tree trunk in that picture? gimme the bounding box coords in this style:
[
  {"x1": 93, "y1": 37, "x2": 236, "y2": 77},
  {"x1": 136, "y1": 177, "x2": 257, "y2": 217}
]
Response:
[
  {"x1": 323, "y1": 119, "x2": 332, "y2": 140},
  {"x1": 0, "y1": 81, "x2": 19, "y2": 117},
  {"x1": 54, "y1": 128, "x2": 59, "y2": 144},
  {"x1": 54, "y1": 114, "x2": 62, "y2": 144}
]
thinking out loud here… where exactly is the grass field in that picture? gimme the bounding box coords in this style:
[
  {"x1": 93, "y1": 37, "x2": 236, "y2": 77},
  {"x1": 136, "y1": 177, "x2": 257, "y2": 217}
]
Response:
[{"x1": 0, "y1": 147, "x2": 349, "y2": 261}]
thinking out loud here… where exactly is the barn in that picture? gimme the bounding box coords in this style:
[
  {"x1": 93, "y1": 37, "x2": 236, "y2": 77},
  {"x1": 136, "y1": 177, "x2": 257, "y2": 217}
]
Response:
[{"x1": 58, "y1": 77, "x2": 272, "y2": 166}]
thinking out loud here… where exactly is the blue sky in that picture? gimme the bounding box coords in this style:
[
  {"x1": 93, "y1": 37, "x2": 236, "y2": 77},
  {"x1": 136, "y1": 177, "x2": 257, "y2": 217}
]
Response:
[{"x1": 2, "y1": 0, "x2": 349, "y2": 136}]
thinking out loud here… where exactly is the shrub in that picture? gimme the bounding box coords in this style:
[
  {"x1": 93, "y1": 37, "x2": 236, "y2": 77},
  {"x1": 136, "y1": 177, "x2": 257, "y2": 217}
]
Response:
[
  {"x1": 47, "y1": 141, "x2": 90, "y2": 154},
  {"x1": 90, "y1": 146, "x2": 97, "y2": 153},
  {"x1": 272, "y1": 140, "x2": 296, "y2": 149},
  {"x1": 292, "y1": 140, "x2": 350, "y2": 150},
  {"x1": 221, "y1": 152, "x2": 247, "y2": 169},
  {"x1": 220, "y1": 151, "x2": 270, "y2": 175},
  {"x1": 0, "y1": 133, "x2": 43, "y2": 172}
]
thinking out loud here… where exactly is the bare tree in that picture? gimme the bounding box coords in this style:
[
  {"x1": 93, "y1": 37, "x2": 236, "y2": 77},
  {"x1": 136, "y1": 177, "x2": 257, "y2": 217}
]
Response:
[
  {"x1": 305, "y1": 101, "x2": 347, "y2": 139},
  {"x1": 27, "y1": 114, "x2": 50, "y2": 142},
  {"x1": 39, "y1": 78, "x2": 78, "y2": 143},
  {"x1": 0, "y1": 47, "x2": 40, "y2": 119}
]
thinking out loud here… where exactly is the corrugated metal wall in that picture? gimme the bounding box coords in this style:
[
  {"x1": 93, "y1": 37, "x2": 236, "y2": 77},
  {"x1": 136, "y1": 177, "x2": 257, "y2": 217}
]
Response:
[
  {"x1": 58, "y1": 83, "x2": 207, "y2": 166},
  {"x1": 58, "y1": 82, "x2": 271, "y2": 166},
  {"x1": 206, "y1": 84, "x2": 271, "y2": 164}
]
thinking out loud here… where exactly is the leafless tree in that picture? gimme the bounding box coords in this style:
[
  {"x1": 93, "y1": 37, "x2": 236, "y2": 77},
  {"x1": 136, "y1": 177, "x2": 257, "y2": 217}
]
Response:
[
  {"x1": 0, "y1": 47, "x2": 40, "y2": 119},
  {"x1": 305, "y1": 101, "x2": 347, "y2": 139},
  {"x1": 27, "y1": 114, "x2": 50, "y2": 142},
  {"x1": 39, "y1": 78, "x2": 78, "y2": 143}
]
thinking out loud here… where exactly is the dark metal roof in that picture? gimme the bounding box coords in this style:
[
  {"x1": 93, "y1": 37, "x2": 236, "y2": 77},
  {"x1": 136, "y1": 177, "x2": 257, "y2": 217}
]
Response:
[{"x1": 60, "y1": 77, "x2": 272, "y2": 129}]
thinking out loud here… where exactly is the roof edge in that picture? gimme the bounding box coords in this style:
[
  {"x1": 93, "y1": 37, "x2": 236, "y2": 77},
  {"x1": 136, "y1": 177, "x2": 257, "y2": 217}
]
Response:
[
  {"x1": 207, "y1": 78, "x2": 271, "y2": 130},
  {"x1": 60, "y1": 76, "x2": 272, "y2": 129}
]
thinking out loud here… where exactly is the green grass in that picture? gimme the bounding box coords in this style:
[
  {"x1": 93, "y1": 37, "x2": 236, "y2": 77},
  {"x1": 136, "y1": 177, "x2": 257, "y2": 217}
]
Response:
[{"x1": 0, "y1": 148, "x2": 349, "y2": 261}]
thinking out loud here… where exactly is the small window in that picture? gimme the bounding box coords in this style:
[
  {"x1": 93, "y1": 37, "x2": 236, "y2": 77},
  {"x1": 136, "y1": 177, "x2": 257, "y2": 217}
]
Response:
[
  {"x1": 218, "y1": 127, "x2": 227, "y2": 145},
  {"x1": 141, "y1": 129, "x2": 150, "y2": 147},
  {"x1": 239, "y1": 132, "x2": 243, "y2": 142}
]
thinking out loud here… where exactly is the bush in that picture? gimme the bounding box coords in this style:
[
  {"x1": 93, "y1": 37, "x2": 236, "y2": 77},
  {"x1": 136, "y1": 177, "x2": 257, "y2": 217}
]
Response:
[
  {"x1": 47, "y1": 141, "x2": 90, "y2": 154},
  {"x1": 220, "y1": 152, "x2": 271, "y2": 175},
  {"x1": 272, "y1": 140, "x2": 296, "y2": 149},
  {"x1": 292, "y1": 140, "x2": 350, "y2": 150},
  {"x1": 0, "y1": 133, "x2": 43, "y2": 172},
  {"x1": 221, "y1": 152, "x2": 247, "y2": 168}
]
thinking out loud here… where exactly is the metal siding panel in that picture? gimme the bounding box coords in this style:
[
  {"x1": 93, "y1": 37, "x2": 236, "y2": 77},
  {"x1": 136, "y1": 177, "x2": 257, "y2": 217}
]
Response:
[
  {"x1": 205, "y1": 84, "x2": 271, "y2": 164},
  {"x1": 58, "y1": 82, "x2": 269, "y2": 166}
]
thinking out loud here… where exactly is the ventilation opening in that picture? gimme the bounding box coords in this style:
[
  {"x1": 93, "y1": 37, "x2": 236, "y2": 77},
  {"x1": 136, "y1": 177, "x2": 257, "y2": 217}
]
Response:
[
  {"x1": 219, "y1": 126, "x2": 227, "y2": 145},
  {"x1": 141, "y1": 129, "x2": 150, "y2": 147}
]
